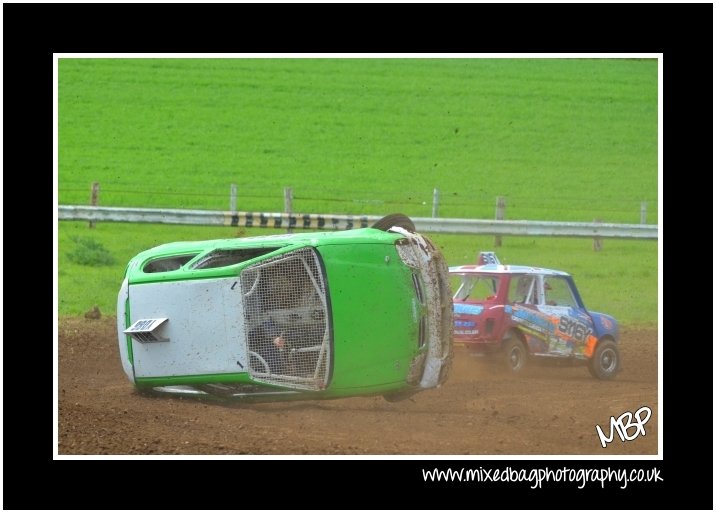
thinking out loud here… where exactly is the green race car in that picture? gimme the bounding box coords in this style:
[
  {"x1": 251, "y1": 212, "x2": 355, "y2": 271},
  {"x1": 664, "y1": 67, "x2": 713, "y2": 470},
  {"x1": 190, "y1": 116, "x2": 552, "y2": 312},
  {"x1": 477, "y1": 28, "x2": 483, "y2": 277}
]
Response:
[{"x1": 117, "y1": 214, "x2": 453, "y2": 402}]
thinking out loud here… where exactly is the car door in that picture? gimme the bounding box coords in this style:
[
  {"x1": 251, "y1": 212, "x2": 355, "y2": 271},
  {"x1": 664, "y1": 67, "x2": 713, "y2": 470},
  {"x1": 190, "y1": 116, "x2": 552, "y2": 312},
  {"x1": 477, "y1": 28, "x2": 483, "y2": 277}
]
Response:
[
  {"x1": 536, "y1": 275, "x2": 596, "y2": 356},
  {"x1": 505, "y1": 274, "x2": 555, "y2": 353}
]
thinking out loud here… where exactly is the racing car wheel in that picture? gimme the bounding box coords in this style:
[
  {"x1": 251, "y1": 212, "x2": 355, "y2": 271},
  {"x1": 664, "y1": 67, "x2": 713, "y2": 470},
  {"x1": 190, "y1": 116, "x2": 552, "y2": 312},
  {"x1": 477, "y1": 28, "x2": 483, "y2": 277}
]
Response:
[{"x1": 372, "y1": 213, "x2": 416, "y2": 232}]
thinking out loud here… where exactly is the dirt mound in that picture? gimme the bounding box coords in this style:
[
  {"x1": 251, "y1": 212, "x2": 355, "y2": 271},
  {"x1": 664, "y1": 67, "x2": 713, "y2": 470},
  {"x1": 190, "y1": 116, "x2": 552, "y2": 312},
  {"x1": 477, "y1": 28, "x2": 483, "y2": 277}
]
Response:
[{"x1": 58, "y1": 317, "x2": 657, "y2": 455}]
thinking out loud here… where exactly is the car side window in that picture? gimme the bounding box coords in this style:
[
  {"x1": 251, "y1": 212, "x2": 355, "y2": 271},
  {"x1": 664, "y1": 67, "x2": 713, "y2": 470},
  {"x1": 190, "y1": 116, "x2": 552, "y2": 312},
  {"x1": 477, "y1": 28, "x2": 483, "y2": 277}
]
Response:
[
  {"x1": 453, "y1": 276, "x2": 499, "y2": 301},
  {"x1": 508, "y1": 276, "x2": 536, "y2": 304},
  {"x1": 544, "y1": 277, "x2": 577, "y2": 308}
]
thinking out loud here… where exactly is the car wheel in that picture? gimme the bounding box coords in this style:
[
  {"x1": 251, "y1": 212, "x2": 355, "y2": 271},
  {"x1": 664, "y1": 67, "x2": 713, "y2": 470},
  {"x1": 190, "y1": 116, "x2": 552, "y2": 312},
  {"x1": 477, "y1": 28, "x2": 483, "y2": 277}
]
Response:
[
  {"x1": 588, "y1": 339, "x2": 620, "y2": 380},
  {"x1": 372, "y1": 213, "x2": 416, "y2": 232},
  {"x1": 502, "y1": 335, "x2": 527, "y2": 373}
]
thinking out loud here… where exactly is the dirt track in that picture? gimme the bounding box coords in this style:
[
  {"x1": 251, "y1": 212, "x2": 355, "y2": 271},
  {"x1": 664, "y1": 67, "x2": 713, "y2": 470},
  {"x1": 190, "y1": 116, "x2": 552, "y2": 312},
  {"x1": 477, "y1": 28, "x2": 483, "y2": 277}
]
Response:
[{"x1": 58, "y1": 317, "x2": 658, "y2": 455}]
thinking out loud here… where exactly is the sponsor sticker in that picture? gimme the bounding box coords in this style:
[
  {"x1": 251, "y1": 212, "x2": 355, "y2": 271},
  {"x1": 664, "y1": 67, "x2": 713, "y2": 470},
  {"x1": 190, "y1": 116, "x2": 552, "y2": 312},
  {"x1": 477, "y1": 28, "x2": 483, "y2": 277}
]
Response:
[{"x1": 454, "y1": 303, "x2": 484, "y2": 315}]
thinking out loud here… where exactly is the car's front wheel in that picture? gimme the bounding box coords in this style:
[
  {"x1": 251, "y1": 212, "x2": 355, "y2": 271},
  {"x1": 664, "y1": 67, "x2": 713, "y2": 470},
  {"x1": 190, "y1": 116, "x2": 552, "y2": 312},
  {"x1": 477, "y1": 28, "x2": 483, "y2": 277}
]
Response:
[
  {"x1": 502, "y1": 335, "x2": 527, "y2": 373},
  {"x1": 588, "y1": 339, "x2": 620, "y2": 380}
]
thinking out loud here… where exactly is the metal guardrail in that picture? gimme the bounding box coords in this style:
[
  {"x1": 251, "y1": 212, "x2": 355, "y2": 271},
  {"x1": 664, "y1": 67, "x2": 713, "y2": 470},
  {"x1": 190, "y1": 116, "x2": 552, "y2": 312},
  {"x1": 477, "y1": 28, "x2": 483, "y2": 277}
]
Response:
[{"x1": 58, "y1": 205, "x2": 658, "y2": 240}]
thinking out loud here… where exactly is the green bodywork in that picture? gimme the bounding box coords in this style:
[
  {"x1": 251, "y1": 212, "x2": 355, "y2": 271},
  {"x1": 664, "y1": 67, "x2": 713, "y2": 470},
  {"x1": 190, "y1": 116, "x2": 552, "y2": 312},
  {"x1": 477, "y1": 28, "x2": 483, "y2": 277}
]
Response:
[{"x1": 122, "y1": 228, "x2": 426, "y2": 398}]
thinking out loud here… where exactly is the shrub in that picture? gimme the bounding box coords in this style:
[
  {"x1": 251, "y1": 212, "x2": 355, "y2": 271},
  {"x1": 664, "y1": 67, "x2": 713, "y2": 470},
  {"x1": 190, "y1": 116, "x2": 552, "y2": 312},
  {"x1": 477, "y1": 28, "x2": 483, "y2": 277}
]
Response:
[{"x1": 66, "y1": 236, "x2": 116, "y2": 266}]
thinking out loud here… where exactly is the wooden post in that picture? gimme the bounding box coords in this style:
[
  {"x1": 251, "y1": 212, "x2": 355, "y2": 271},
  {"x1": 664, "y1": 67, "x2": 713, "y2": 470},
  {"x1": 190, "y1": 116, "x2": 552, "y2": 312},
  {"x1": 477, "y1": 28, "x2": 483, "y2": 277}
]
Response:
[
  {"x1": 640, "y1": 201, "x2": 647, "y2": 224},
  {"x1": 230, "y1": 183, "x2": 237, "y2": 213},
  {"x1": 89, "y1": 182, "x2": 99, "y2": 229},
  {"x1": 432, "y1": 188, "x2": 440, "y2": 218},
  {"x1": 494, "y1": 196, "x2": 505, "y2": 247},
  {"x1": 284, "y1": 187, "x2": 293, "y2": 233},
  {"x1": 593, "y1": 218, "x2": 603, "y2": 251}
]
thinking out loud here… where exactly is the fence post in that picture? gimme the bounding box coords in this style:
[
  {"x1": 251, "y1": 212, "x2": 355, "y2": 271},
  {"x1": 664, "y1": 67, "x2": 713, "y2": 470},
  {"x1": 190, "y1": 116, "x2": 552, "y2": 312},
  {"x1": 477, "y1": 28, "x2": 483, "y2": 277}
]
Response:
[
  {"x1": 230, "y1": 183, "x2": 237, "y2": 213},
  {"x1": 89, "y1": 182, "x2": 100, "y2": 229},
  {"x1": 494, "y1": 196, "x2": 505, "y2": 247},
  {"x1": 640, "y1": 201, "x2": 647, "y2": 224},
  {"x1": 284, "y1": 187, "x2": 293, "y2": 233},
  {"x1": 432, "y1": 188, "x2": 440, "y2": 218},
  {"x1": 593, "y1": 218, "x2": 603, "y2": 251}
]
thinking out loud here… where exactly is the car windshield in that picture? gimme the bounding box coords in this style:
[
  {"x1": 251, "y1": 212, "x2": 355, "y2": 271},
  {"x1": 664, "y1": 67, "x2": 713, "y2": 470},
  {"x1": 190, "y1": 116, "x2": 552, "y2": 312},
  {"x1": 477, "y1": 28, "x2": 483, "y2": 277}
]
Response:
[
  {"x1": 451, "y1": 274, "x2": 500, "y2": 301},
  {"x1": 240, "y1": 248, "x2": 331, "y2": 391}
]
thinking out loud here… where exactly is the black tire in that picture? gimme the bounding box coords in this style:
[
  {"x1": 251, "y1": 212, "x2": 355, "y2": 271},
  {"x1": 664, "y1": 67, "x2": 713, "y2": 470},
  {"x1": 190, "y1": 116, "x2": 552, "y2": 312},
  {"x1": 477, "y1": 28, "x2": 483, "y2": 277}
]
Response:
[
  {"x1": 502, "y1": 335, "x2": 528, "y2": 373},
  {"x1": 588, "y1": 339, "x2": 620, "y2": 380},
  {"x1": 372, "y1": 213, "x2": 416, "y2": 232}
]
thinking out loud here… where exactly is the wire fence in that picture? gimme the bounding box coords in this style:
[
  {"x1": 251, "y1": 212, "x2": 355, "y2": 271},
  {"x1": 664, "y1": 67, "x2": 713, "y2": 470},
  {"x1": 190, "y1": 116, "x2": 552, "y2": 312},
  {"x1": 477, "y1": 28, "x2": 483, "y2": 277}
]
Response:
[
  {"x1": 58, "y1": 182, "x2": 657, "y2": 224},
  {"x1": 58, "y1": 206, "x2": 658, "y2": 240}
]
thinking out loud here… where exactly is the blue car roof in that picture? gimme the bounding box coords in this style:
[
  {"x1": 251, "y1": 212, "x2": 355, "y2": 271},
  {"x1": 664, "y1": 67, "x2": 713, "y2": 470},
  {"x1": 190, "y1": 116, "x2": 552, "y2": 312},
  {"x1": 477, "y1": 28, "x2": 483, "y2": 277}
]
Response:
[{"x1": 449, "y1": 264, "x2": 570, "y2": 276}]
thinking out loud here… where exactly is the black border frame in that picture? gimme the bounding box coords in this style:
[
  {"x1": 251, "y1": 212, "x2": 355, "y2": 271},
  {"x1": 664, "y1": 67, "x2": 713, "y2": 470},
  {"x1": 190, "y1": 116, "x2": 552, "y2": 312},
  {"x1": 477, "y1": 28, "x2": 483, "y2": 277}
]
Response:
[{"x1": 4, "y1": 2, "x2": 712, "y2": 510}]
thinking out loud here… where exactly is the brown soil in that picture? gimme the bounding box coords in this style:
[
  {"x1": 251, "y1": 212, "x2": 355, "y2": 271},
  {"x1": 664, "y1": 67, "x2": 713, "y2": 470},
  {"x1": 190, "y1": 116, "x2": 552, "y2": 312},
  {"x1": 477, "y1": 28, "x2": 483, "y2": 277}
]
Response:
[{"x1": 58, "y1": 317, "x2": 658, "y2": 455}]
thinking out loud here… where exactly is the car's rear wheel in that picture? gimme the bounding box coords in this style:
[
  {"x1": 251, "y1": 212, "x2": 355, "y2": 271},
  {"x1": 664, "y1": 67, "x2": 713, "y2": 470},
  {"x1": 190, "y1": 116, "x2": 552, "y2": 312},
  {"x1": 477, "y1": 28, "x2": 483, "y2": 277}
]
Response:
[
  {"x1": 502, "y1": 335, "x2": 527, "y2": 373},
  {"x1": 588, "y1": 339, "x2": 620, "y2": 380},
  {"x1": 372, "y1": 213, "x2": 415, "y2": 232}
]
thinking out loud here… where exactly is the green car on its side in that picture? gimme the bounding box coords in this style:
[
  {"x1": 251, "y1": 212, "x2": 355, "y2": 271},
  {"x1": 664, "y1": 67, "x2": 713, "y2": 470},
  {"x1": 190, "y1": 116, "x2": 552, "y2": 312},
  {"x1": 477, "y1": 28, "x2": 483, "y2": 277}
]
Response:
[{"x1": 117, "y1": 215, "x2": 453, "y2": 402}]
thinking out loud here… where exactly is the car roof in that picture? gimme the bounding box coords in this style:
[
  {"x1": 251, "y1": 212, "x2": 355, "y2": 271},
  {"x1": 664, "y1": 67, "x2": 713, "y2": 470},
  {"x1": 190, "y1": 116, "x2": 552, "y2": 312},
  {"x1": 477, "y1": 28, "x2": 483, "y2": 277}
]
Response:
[
  {"x1": 449, "y1": 263, "x2": 570, "y2": 276},
  {"x1": 135, "y1": 227, "x2": 402, "y2": 257}
]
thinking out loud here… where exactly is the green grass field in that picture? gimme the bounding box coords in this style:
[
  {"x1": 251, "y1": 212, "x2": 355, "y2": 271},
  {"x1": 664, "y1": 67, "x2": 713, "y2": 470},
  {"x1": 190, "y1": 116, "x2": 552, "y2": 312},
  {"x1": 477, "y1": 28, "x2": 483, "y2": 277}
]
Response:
[{"x1": 57, "y1": 58, "x2": 658, "y2": 324}]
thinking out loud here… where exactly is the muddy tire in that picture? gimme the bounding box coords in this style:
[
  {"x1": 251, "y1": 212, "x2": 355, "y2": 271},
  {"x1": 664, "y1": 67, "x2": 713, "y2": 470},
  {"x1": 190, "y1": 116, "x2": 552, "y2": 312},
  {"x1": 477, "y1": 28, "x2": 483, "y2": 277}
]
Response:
[
  {"x1": 588, "y1": 339, "x2": 620, "y2": 380},
  {"x1": 372, "y1": 214, "x2": 415, "y2": 232},
  {"x1": 502, "y1": 335, "x2": 528, "y2": 373}
]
